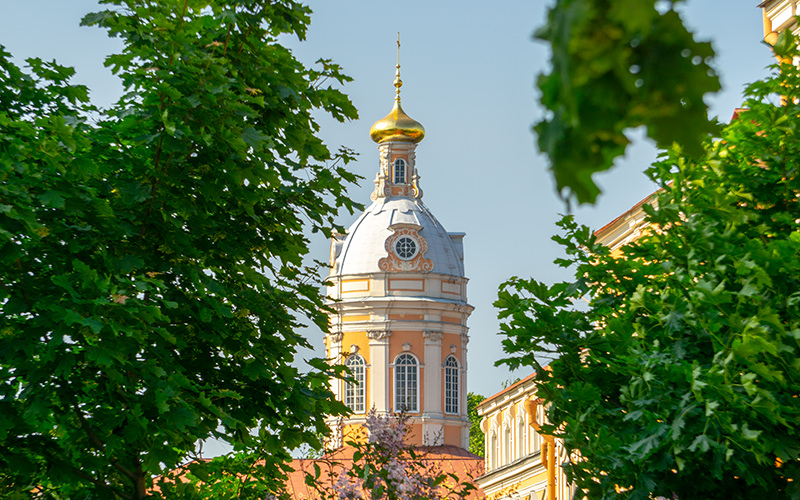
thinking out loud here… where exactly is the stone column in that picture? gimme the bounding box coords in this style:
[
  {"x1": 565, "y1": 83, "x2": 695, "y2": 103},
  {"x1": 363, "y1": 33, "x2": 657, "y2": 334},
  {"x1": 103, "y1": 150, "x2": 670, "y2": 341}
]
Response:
[
  {"x1": 423, "y1": 331, "x2": 444, "y2": 416},
  {"x1": 367, "y1": 330, "x2": 391, "y2": 413},
  {"x1": 422, "y1": 331, "x2": 443, "y2": 444}
]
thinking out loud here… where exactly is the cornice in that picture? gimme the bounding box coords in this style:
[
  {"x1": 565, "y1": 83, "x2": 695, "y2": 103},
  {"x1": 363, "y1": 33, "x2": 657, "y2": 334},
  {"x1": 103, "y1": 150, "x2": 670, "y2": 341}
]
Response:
[
  {"x1": 476, "y1": 452, "x2": 545, "y2": 490},
  {"x1": 326, "y1": 295, "x2": 474, "y2": 311},
  {"x1": 328, "y1": 271, "x2": 470, "y2": 283}
]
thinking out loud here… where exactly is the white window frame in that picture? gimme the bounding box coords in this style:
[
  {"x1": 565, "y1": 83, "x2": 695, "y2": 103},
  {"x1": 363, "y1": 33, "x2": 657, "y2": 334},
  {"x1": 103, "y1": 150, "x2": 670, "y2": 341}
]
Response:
[
  {"x1": 394, "y1": 353, "x2": 419, "y2": 413},
  {"x1": 344, "y1": 354, "x2": 366, "y2": 413},
  {"x1": 393, "y1": 158, "x2": 406, "y2": 184},
  {"x1": 444, "y1": 355, "x2": 459, "y2": 414}
]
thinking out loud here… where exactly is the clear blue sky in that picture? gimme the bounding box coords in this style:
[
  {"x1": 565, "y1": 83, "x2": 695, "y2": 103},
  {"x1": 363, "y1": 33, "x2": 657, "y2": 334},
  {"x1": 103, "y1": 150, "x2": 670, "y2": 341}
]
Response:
[{"x1": 0, "y1": 1, "x2": 773, "y2": 401}]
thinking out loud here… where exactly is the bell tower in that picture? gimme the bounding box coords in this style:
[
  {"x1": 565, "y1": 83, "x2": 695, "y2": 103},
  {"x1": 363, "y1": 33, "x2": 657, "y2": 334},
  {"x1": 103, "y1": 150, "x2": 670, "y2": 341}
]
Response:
[{"x1": 326, "y1": 40, "x2": 473, "y2": 448}]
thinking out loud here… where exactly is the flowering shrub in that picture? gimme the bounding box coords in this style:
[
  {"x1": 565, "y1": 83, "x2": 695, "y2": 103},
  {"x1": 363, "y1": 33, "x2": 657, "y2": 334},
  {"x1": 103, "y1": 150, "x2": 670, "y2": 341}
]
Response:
[{"x1": 303, "y1": 409, "x2": 479, "y2": 500}]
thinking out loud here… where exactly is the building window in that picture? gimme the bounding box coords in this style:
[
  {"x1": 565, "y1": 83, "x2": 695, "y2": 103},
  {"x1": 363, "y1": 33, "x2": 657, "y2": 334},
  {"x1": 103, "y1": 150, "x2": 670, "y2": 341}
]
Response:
[
  {"x1": 345, "y1": 354, "x2": 366, "y2": 413},
  {"x1": 395, "y1": 236, "x2": 417, "y2": 260},
  {"x1": 517, "y1": 418, "x2": 525, "y2": 458},
  {"x1": 394, "y1": 353, "x2": 418, "y2": 412},
  {"x1": 393, "y1": 158, "x2": 406, "y2": 184},
  {"x1": 444, "y1": 356, "x2": 459, "y2": 414}
]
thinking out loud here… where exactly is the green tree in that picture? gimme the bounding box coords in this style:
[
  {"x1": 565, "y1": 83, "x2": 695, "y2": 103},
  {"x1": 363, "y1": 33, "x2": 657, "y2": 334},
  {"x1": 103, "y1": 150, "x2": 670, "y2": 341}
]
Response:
[
  {"x1": 467, "y1": 392, "x2": 485, "y2": 457},
  {"x1": 536, "y1": 0, "x2": 720, "y2": 204},
  {"x1": 497, "y1": 34, "x2": 800, "y2": 499},
  {"x1": 0, "y1": 1, "x2": 359, "y2": 498}
]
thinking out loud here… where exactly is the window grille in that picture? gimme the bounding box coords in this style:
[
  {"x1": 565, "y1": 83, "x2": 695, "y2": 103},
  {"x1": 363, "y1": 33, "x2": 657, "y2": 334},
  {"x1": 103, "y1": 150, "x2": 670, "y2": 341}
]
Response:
[
  {"x1": 393, "y1": 159, "x2": 406, "y2": 184},
  {"x1": 394, "y1": 353, "x2": 418, "y2": 412},
  {"x1": 345, "y1": 355, "x2": 366, "y2": 413},
  {"x1": 444, "y1": 356, "x2": 459, "y2": 414}
]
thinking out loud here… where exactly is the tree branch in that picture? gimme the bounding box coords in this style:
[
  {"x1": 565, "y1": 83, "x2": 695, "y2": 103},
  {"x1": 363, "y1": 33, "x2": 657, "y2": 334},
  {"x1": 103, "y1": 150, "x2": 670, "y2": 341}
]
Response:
[{"x1": 74, "y1": 405, "x2": 138, "y2": 483}]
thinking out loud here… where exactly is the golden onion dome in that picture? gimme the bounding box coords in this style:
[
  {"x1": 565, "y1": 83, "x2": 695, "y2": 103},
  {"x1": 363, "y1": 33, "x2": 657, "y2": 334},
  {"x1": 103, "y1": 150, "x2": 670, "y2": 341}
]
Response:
[
  {"x1": 369, "y1": 37, "x2": 425, "y2": 144},
  {"x1": 369, "y1": 99, "x2": 425, "y2": 144}
]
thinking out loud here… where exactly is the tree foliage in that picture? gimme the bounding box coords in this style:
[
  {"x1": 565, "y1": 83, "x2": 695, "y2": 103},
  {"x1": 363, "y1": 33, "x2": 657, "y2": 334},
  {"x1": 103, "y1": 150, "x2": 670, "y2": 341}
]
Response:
[
  {"x1": 0, "y1": 1, "x2": 359, "y2": 498},
  {"x1": 467, "y1": 393, "x2": 485, "y2": 457},
  {"x1": 536, "y1": 0, "x2": 720, "y2": 204},
  {"x1": 498, "y1": 34, "x2": 800, "y2": 499}
]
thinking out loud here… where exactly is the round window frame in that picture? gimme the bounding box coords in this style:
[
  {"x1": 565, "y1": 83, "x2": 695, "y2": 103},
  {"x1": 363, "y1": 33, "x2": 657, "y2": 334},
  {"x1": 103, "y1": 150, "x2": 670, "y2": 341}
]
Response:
[{"x1": 394, "y1": 236, "x2": 418, "y2": 260}]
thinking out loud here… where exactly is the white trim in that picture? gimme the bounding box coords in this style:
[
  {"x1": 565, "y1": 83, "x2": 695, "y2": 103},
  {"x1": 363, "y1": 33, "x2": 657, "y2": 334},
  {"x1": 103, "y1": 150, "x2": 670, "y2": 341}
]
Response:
[{"x1": 516, "y1": 415, "x2": 526, "y2": 459}]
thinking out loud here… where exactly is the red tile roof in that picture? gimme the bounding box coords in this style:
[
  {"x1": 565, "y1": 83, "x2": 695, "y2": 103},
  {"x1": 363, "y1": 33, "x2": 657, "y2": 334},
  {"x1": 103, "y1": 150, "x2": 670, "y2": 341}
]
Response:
[{"x1": 285, "y1": 445, "x2": 486, "y2": 499}]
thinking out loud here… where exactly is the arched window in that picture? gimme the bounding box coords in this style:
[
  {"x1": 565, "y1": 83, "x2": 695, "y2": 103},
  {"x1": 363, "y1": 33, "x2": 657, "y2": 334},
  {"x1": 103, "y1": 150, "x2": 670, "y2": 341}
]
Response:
[
  {"x1": 394, "y1": 353, "x2": 418, "y2": 412},
  {"x1": 393, "y1": 159, "x2": 406, "y2": 184},
  {"x1": 517, "y1": 418, "x2": 526, "y2": 458},
  {"x1": 444, "y1": 356, "x2": 459, "y2": 414},
  {"x1": 345, "y1": 355, "x2": 366, "y2": 413}
]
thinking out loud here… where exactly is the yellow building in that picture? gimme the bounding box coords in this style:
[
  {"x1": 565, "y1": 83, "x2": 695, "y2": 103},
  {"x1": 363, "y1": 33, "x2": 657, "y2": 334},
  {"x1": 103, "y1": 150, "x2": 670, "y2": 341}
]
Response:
[
  {"x1": 592, "y1": 193, "x2": 656, "y2": 258},
  {"x1": 761, "y1": 0, "x2": 800, "y2": 46},
  {"x1": 475, "y1": 374, "x2": 572, "y2": 500},
  {"x1": 324, "y1": 51, "x2": 473, "y2": 450}
]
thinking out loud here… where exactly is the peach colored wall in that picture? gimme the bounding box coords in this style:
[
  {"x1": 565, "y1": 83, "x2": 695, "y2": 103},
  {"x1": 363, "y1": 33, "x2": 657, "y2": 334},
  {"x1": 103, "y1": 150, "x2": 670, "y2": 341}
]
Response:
[
  {"x1": 441, "y1": 314, "x2": 461, "y2": 324},
  {"x1": 443, "y1": 425, "x2": 462, "y2": 447},
  {"x1": 406, "y1": 423, "x2": 424, "y2": 446}
]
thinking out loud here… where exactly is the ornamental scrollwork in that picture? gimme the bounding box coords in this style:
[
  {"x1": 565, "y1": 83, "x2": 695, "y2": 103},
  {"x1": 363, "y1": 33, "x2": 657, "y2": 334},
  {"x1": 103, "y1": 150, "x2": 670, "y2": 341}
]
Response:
[
  {"x1": 367, "y1": 330, "x2": 391, "y2": 341},
  {"x1": 423, "y1": 331, "x2": 444, "y2": 343}
]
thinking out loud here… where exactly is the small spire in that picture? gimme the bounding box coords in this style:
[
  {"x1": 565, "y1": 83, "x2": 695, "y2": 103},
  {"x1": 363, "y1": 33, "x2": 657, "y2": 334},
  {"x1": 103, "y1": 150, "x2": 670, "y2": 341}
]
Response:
[{"x1": 394, "y1": 33, "x2": 402, "y2": 101}]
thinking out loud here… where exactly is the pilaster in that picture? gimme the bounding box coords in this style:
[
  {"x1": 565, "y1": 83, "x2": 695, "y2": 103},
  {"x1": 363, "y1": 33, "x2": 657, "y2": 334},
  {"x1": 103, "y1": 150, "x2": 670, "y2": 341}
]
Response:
[
  {"x1": 328, "y1": 332, "x2": 344, "y2": 400},
  {"x1": 367, "y1": 330, "x2": 392, "y2": 412}
]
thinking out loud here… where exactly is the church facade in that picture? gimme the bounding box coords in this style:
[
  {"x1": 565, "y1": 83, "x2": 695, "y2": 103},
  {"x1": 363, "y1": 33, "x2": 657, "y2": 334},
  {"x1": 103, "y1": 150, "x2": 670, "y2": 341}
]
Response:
[{"x1": 324, "y1": 57, "x2": 473, "y2": 449}]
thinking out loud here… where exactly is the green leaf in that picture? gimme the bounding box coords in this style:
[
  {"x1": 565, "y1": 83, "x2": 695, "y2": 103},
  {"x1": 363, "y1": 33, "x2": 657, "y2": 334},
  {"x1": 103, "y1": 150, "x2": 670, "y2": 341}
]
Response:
[{"x1": 38, "y1": 190, "x2": 66, "y2": 209}]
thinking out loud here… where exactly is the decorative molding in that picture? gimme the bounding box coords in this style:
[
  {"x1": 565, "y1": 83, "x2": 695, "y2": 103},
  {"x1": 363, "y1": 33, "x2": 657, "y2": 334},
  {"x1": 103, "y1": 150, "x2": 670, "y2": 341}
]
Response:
[
  {"x1": 341, "y1": 279, "x2": 370, "y2": 293},
  {"x1": 423, "y1": 331, "x2": 444, "y2": 343},
  {"x1": 329, "y1": 332, "x2": 344, "y2": 344},
  {"x1": 378, "y1": 228, "x2": 433, "y2": 273},
  {"x1": 366, "y1": 330, "x2": 391, "y2": 341},
  {"x1": 388, "y1": 278, "x2": 424, "y2": 291}
]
